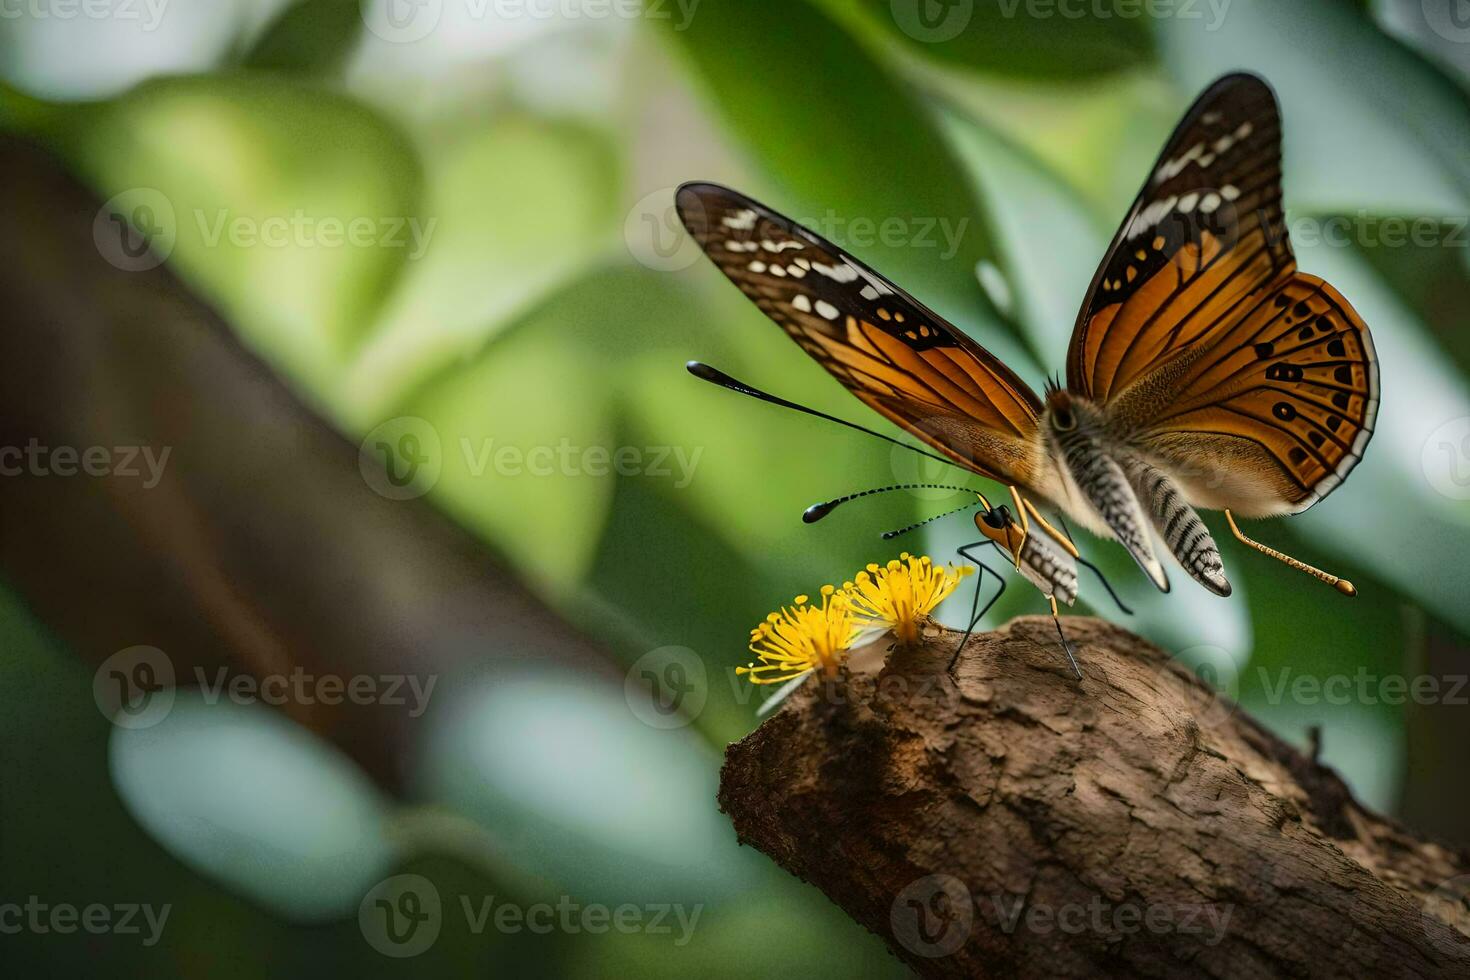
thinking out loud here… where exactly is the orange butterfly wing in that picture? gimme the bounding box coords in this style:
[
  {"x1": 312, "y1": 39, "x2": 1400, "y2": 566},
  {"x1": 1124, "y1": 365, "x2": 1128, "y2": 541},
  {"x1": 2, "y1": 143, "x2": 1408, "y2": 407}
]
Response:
[
  {"x1": 677, "y1": 182, "x2": 1043, "y2": 487},
  {"x1": 1066, "y1": 73, "x2": 1378, "y2": 515}
]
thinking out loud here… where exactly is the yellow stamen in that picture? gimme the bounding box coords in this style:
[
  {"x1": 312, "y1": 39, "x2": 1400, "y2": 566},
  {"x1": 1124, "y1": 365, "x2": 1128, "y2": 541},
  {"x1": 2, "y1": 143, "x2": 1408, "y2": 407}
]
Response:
[
  {"x1": 843, "y1": 552, "x2": 973, "y2": 647},
  {"x1": 738, "y1": 586, "x2": 858, "y2": 685}
]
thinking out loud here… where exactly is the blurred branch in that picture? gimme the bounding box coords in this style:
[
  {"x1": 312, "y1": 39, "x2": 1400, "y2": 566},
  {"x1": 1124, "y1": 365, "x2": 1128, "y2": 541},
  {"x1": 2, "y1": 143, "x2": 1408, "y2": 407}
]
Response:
[
  {"x1": 719, "y1": 617, "x2": 1470, "y2": 978},
  {"x1": 0, "y1": 135, "x2": 619, "y2": 792}
]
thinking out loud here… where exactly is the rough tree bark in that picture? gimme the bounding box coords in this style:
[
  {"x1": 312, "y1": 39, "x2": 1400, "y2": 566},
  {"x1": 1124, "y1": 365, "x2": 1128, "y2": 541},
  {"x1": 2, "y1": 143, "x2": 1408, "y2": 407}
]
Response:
[{"x1": 718, "y1": 616, "x2": 1470, "y2": 979}]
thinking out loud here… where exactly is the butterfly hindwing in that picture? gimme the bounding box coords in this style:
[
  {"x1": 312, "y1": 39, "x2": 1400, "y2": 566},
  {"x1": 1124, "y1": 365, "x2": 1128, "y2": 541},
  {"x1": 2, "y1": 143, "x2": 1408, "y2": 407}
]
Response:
[
  {"x1": 676, "y1": 182, "x2": 1043, "y2": 486},
  {"x1": 1127, "y1": 273, "x2": 1377, "y2": 514}
]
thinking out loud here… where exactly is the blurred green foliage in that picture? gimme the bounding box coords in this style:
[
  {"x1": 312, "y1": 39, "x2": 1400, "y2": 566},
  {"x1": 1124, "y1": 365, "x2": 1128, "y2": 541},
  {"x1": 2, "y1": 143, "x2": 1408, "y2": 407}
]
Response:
[{"x1": 2, "y1": 0, "x2": 1469, "y2": 976}]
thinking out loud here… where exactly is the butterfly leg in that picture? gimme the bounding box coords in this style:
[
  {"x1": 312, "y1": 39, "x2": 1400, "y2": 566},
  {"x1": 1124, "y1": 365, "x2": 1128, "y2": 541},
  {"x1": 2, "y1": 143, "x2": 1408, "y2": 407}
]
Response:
[
  {"x1": 1006, "y1": 485, "x2": 1030, "y2": 570},
  {"x1": 948, "y1": 542, "x2": 1006, "y2": 673},
  {"x1": 1224, "y1": 510, "x2": 1357, "y2": 597},
  {"x1": 1048, "y1": 595, "x2": 1083, "y2": 679}
]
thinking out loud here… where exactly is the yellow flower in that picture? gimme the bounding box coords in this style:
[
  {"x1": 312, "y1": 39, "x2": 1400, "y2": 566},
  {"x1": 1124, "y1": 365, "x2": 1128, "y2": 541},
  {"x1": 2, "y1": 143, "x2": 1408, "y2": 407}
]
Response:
[
  {"x1": 738, "y1": 585, "x2": 859, "y2": 684},
  {"x1": 844, "y1": 553, "x2": 973, "y2": 646}
]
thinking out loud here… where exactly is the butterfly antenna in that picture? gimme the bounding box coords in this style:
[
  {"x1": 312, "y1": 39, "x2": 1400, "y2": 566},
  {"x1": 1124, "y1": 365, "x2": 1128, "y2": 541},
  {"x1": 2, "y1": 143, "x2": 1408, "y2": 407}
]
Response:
[
  {"x1": 803, "y1": 483, "x2": 976, "y2": 524},
  {"x1": 881, "y1": 500, "x2": 985, "y2": 540},
  {"x1": 686, "y1": 361, "x2": 964, "y2": 472}
]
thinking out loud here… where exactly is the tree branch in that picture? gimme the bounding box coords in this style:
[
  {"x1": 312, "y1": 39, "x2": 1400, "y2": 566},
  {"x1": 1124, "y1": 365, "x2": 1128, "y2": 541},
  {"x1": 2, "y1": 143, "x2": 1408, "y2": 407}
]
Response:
[
  {"x1": 0, "y1": 134, "x2": 619, "y2": 793},
  {"x1": 718, "y1": 616, "x2": 1470, "y2": 978}
]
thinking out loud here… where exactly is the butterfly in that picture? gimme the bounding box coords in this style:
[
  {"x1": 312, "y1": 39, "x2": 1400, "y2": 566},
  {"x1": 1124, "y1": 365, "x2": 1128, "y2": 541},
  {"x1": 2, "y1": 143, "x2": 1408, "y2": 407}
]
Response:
[{"x1": 678, "y1": 70, "x2": 1375, "y2": 612}]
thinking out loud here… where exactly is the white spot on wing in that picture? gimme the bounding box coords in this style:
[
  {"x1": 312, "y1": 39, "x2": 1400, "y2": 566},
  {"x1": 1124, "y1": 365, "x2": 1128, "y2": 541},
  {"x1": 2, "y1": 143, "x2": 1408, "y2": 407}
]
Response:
[
  {"x1": 814, "y1": 300, "x2": 840, "y2": 320},
  {"x1": 791, "y1": 294, "x2": 812, "y2": 313},
  {"x1": 721, "y1": 209, "x2": 756, "y2": 230}
]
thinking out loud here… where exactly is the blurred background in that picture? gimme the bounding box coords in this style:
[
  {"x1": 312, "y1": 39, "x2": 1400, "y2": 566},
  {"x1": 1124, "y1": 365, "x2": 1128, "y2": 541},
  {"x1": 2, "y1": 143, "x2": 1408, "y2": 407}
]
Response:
[{"x1": 1, "y1": 0, "x2": 1468, "y2": 975}]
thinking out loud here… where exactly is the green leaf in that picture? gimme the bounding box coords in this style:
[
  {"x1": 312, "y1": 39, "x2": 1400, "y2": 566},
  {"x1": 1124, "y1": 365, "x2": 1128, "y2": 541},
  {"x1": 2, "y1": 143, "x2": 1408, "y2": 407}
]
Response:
[
  {"x1": 341, "y1": 117, "x2": 620, "y2": 424},
  {"x1": 1155, "y1": 0, "x2": 1470, "y2": 216},
  {"x1": 109, "y1": 694, "x2": 398, "y2": 922},
  {"x1": 662, "y1": 0, "x2": 1010, "y2": 342},
  {"x1": 242, "y1": 0, "x2": 365, "y2": 75},
  {"x1": 829, "y1": 0, "x2": 1153, "y2": 79},
  {"x1": 418, "y1": 667, "x2": 750, "y2": 907},
  {"x1": 396, "y1": 314, "x2": 616, "y2": 594},
  {"x1": 52, "y1": 74, "x2": 424, "y2": 399}
]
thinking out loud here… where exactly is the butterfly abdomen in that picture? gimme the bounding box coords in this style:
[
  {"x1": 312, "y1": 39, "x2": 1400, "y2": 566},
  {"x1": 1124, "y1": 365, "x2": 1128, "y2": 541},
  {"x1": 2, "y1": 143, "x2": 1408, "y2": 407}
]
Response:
[
  {"x1": 1018, "y1": 531, "x2": 1078, "y2": 607},
  {"x1": 1053, "y1": 422, "x2": 1171, "y2": 592},
  {"x1": 1123, "y1": 455, "x2": 1232, "y2": 597}
]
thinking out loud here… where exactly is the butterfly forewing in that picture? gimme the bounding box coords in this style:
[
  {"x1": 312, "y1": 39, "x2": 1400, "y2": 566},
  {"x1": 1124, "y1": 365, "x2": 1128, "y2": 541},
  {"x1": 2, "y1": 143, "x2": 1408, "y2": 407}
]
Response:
[
  {"x1": 1065, "y1": 72, "x2": 1377, "y2": 516},
  {"x1": 1068, "y1": 73, "x2": 1293, "y2": 404},
  {"x1": 676, "y1": 182, "x2": 1043, "y2": 486}
]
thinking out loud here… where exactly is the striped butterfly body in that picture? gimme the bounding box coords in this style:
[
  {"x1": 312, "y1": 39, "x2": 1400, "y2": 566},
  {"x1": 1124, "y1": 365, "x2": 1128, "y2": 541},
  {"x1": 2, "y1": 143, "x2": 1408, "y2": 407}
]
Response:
[{"x1": 677, "y1": 72, "x2": 1377, "y2": 609}]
